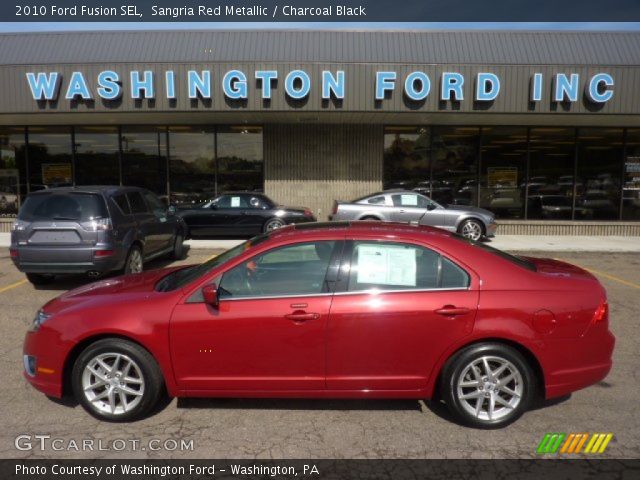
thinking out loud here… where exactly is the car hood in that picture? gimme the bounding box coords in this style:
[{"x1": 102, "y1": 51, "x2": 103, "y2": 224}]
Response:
[
  {"x1": 443, "y1": 205, "x2": 494, "y2": 217},
  {"x1": 42, "y1": 266, "x2": 187, "y2": 315}
]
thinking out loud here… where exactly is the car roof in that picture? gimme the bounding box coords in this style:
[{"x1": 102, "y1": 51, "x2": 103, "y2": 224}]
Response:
[{"x1": 26, "y1": 185, "x2": 144, "y2": 196}]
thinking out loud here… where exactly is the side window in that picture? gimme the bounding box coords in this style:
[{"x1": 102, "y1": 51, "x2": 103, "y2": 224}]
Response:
[
  {"x1": 391, "y1": 194, "x2": 420, "y2": 207},
  {"x1": 143, "y1": 191, "x2": 166, "y2": 217},
  {"x1": 219, "y1": 241, "x2": 337, "y2": 299},
  {"x1": 216, "y1": 195, "x2": 247, "y2": 209},
  {"x1": 367, "y1": 196, "x2": 386, "y2": 205},
  {"x1": 247, "y1": 196, "x2": 264, "y2": 209},
  {"x1": 347, "y1": 241, "x2": 470, "y2": 292},
  {"x1": 112, "y1": 194, "x2": 131, "y2": 215},
  {"x1": 127, "y1": 192, "x2": 149, "y2": 214}
]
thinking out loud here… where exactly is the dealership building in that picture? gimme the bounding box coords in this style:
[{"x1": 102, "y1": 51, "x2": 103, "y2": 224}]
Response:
[{"x1": 1, "y1": 29, "x2": 640, "y2": 234}]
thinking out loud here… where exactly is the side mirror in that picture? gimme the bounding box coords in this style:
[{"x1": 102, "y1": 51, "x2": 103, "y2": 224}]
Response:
[{"x1": 202, "y1": 284, "x2": 219, "y2": 307}]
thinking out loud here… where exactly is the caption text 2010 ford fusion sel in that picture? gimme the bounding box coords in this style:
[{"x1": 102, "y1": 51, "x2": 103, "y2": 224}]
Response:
[{"x1": 22, "y1": 222, "x2": 614, "y2": 428}]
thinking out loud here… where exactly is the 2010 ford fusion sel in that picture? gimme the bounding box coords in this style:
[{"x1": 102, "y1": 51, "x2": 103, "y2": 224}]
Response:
[{"x1": 22, "y1": 221, "x2": 614, "y2": 428}]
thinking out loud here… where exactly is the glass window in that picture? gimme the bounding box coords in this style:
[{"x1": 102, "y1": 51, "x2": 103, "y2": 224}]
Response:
[
  {"x1": 215, "y1": 194, "x2": 249, "y2": 209},
  {"x1": 367, "y1": 196, "x2": 386, "y2": 205},
  {"x1": 127, "y1": 191, "x2": 149, "y2": 214},
  {"x1": 527, "y1": 128, "x2": 576, "y2": 220},
  {"x1": 347, "y1": 241, "x2": 469, "y2": 292},
  {"x1": 112, "y1": 193, "x2": 131, "y2": 215},
  {"x1": 27, "y1": 126, "x2": 73, "y2": 191},
  {"x1": 217, "y1": 126, "x2": 263, "y2": 193},
  {"x1": 143, "y1": 190, "x2": 166, "y2": 217},
  {"x1": 18, "y1": 192, "x2": 107, "y2": 222},
  {"x1": 383, "y1": 127, "x2": 431, "y2": 191},
  {"x1": 0, "y1": 127, "x2": 26, "y2": 216},
  {"x1": 479, "y1": 127, "x2": 528, "y2": 219},
  {"x1": 121, "y1": 127, "x2": 167, "y2": 198},
  {"x1": 391, "y1": 193, "x2": 430, "y2": 208},
  {"x1": 219, "y1": 241, "x2": 337, "y2": 298},
  {"x1": 576, "y1": 128, "x2": 623, "y2": 220},
  {"x1": 74, "y1": 126, "x2": 120, "y2": 186},
  {"x1": 168, "y1": 126, "x2": 215, "y2": 207},
  {"x1": 623, "y1": 129, "x2": 640, "y2": 220},
  {"x1": 432, "y1": 127, "x2": 480, "y2": 206}
]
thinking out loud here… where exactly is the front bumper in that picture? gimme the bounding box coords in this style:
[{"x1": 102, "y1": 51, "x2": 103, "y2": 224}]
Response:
[
  {"x1": 485, "y1": 222, "x2": 498, "y2": 237},
  {"x1": 22, "y1": 327, "x2": 71, "y2": 399}
]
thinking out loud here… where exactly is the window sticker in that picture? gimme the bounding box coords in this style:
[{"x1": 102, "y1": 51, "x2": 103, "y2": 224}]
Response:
[
  {"x1": 356, "y1": 244, "x2": 417, "y2": 286},
  {"x1": 230, "y1": 196, "x2": 241, "y2": 207},
  {"x1": 401, "y1": 194, "x2": 418, "y2": 206}
]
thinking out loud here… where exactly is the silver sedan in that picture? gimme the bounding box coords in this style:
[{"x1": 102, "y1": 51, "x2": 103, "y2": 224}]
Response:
[{"x1": 330, "y1": 190, "x2": 497, "y2": 241}]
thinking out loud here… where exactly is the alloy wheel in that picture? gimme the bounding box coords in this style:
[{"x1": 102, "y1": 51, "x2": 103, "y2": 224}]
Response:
[
  {"x1": 81, "y1": 353, "x2": 145, "y2": 415},
  {"x1": 127, "y1": 249, "x2": 143, "y2": 273},
  {"x1": 456, "y1": 355, "x2": 523, "y2": 422},
  {"x1": 265, "y1": 219, "x2": 284, "y2": 231},
  {"x1": 461, "y1": 221, "x2": 483, "y2": 241}
]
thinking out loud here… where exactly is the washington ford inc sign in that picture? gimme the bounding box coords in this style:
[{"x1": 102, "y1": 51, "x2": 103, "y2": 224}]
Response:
[{"x1": 25, "y1": 69, "x2": 615, "y2": 105}]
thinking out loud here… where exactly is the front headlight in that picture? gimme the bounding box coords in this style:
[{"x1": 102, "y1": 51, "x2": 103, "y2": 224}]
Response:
[{"x1": 31, "y1": 310, "x2": 52, "y2": 331}]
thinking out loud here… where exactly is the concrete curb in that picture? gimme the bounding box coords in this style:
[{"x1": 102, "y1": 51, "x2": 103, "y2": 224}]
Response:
[{"x1": 1, "y1": 233, "x2": 638, "y2": 253}]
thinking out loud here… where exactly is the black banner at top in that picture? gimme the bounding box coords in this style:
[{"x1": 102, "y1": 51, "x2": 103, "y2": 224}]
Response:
[{"x1": 4, "y1": 0, "x2": 640, "y2": 22}]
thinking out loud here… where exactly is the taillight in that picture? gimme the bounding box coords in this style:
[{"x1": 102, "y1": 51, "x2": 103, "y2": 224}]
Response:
[
  {"x1": 9, "y1": 248, "x2": 18, "y2": 259},
  {"x1": 332, "y1": 201, "x2": 338, "y2": 215},
  {"x1": 94, "y1": 249, "x2": 115, "y2": 258},
  {"x1": 81, "y1": 218, "x2": 112, "y2": 232},
  {"x1": 593, "y1": 301, "x2": 608, "y2": 323},
  {"x1": 303, "y1": 208, "x2": 313, "y2": 218}
]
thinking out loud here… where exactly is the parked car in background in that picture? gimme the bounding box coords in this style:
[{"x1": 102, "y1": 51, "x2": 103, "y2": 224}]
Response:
[
  {"x1": 10, "y1": 186, "x2": 186, "y2": 284},
  {"x1": 176, "y1": 192, "x2": 316, "y2": 237},
  {"x1": 527, "y1": 195, "x2": 592, "y2": 220},
  {"x1": 22, "y1": 222, "x2": 614, "y2": 428},
  {"x1": 330, "y1": 190, "x2": 497, "y2": 241}
]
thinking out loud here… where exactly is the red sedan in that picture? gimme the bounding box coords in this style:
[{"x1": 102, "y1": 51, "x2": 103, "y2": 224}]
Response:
[{"x1": 23, "y1": 221, "x2": 614, "y2": 428}]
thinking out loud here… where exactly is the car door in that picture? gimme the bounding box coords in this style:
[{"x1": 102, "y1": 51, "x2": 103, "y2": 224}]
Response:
[
  {"x1": 142, "y1": 190, "x2": 174, "y2": 250},
  {"x1": 170, "y1": 240, "x2": 343, "y2": 391},
  {"x1": 390, "y1": 193, "x2": 429, "y2": 223},
  {"x1": 326, "y1": 240, "x2": 479, "y2": 391},
  {"x1": 240, "y1": 195, "x2": 270, "y2": 234},
  {"x1": 127, "y1": 190, "x2": 161, "y2": 256}
]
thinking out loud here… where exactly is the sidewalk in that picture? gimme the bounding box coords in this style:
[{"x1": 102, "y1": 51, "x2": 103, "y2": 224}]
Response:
[{"x1": 1, "y1": 232, "x2": 637, "y2": 252}]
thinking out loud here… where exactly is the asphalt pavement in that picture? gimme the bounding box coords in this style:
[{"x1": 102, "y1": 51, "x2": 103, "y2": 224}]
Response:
[{"x1": 0, "y1": 247, "x2": 638, "y2": 459}]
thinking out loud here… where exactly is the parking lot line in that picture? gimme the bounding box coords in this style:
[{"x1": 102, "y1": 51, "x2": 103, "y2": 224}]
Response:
[
  {"x1": 0, "y1": 278, "x2": 27, "y2": 294},
  {"x1": 555, "y1": 258, "x2": 640, "y2": 290}
]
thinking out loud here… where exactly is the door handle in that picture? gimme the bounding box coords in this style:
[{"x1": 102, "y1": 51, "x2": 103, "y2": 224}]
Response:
[
  {"x1": 435, "y1": 305, "x2": 471, "y2": 316},
  {"x1": 285, "y1": 312, "x2": 320, "y2": 322}
]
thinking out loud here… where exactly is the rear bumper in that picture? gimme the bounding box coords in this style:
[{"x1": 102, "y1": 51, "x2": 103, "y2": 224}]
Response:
[{"x1": 11, "y1": 245, "x2": 124, "y2": 274}]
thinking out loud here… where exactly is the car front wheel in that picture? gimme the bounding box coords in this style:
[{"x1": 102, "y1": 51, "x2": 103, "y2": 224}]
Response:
[
  {"x1": 72, "y1": 338, "x2": 164, "y2": 422},
  {"x1": 459, "y1": 219, "x2": 484, "y2": 241},
  {"x1": 124, "y1": 245, "x2": 143, "y2": 274},
  {"x1": 171, "y1": 233, "x2": 184, "y2": 260},
  {"x1": 441, "y1": 343, "x2": 535, "y2": 428}
]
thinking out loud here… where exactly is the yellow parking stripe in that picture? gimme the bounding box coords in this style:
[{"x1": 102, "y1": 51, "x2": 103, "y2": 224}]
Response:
[
  {"x1": 598, "y1": 434, "x2": 613, "y2": 453},
  {"x1": 0, "y1": 278, "x2": 27, "y2": 294},
  {"x1": 554, "y1": 259, "x2": 640, "y2": 290}
]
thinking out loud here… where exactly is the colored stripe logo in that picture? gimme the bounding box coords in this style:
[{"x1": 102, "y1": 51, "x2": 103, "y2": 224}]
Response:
[{"x1": 537, "y1": 433, "x2": 613, "y2": 454}]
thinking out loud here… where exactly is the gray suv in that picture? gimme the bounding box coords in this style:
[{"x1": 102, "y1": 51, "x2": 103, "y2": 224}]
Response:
[{"x1": 10, "y1": 186, "x2": 186, "y2": 285}]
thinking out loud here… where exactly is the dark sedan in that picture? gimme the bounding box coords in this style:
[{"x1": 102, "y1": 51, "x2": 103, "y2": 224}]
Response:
[{"x1": 177, "y1": 192, "x2": 316, "y2": 237}]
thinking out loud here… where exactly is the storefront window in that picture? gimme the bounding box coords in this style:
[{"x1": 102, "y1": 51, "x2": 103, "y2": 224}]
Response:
[
  {"x1": 527, "y1": 128, "x2": 576, "y2": 220},
  {"x1": 623, "y1": 129, "x2": 640, "y2": 220},
  {"x1": 0, "y1": 127, "x2": 26, "y2": 216},
  {"x1": 479, "y1": 127, "x2": 528, "y2": 219},
  {"x1": 577, "y1": 128, "x2": 623, "y2": 220},
  {"x1": 217, "y1": 126, "x2": 263, "y2": 193},
  {"x1": 27, "y1": 127, "x2": 73, "y2": 193},
  {"x1": 121, "y1": 126, "x2": 168, "y2": 198},
  {"x1": 383, "y1": 127, "x2": 430, "y2": 192},
  {"x1": 169, "y1": 126, "x2": 215, "y2": 206},
  {"x1": 432, "y1": 127, "x2": 480, "y2": 206},
  {"x1": 74, "y1": 126, "x2": 120, "y2": 186}
]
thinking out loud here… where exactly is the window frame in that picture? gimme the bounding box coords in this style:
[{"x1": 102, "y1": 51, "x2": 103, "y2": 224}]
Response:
[
  {"x1": 334, "y1": 240, "x2": 471, "y2": 295},
  {"x1": 216, "y1": 240, "x2": 345, "y2": 301}
]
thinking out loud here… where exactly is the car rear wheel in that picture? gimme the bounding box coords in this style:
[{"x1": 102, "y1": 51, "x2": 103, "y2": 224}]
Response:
[
  {"x1": 459, "y1": 219, "x2": 484, "y2": 241},
  {"x1": 26, "y1": 273, "x2": 55, "y2": 285},
  {"x1": 441, "y1": 343, "x2": 535, "y2": 429},
  {"x1": 124, "y1": 245, "x2": 143, "y2": 274},
  {"x1": 72, "y1": 338, "x2": 164, "y2": 422},
  {"x1": 263, "y1": 218, "x2": 285, "y2": 232},
  {"x1": 171, "y1": 233, "x2": 184, "y2": 260}
]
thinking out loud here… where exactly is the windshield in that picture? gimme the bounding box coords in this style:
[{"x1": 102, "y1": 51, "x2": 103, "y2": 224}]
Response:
[
  {"x1": 155, "y1": 234, "x2": 269, "y2": 292},
  {"x1": 452, "y1": 234, "x2": 537, "y2": 272},
  {"x1": 18, "y1": 192, "x2": 108, "y2": 222}
]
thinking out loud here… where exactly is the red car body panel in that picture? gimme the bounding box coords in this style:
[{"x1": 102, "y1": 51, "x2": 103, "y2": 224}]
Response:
[{"x1": 23, "y1": 222, "x2": 614, "y2": 406}]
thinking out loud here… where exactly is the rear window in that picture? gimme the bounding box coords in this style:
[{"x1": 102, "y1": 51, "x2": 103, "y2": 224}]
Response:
[
  {"x1": 452, "y1": 234, "x2": 537, "y2": 272},
  {"x1": 18, "y1": 192, "x2": 108, "y2": 222}
]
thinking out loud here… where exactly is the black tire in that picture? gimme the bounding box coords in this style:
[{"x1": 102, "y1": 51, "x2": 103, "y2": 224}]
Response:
[
  {"x1": 71, "y1": 338, "x2": 164, "y2": 422},
  {"x1": 26, "y1": 273, "x2": 55, "y2": 285},
  {"x1": 263, "y1": 217, "x2": 285, "y2": 233},
  {"x1": 458, "y1": 219, "x2": 484, "y2": 241},
  {"x1": 123, "y1": 245, "x2": 143, "y2": 275},
  {"x1": 171, "y1": 233, "x2": 184, "y2": 260},
  {"x1": 440, "y1": 343, "x2": 535, "y2": 429}
]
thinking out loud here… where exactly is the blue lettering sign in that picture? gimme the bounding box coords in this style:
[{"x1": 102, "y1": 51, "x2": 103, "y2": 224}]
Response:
[
  {"x1": 97, "y1": 70, "x2": 121, "y2": 100},
  {"x1": 554, "y1": 73, "x2": 580, "y2": 102},
  {"x1": 587, "y1": 73, "x2": 614, "y2": 103},
  {"x1": 165, "y1": 71, "x2": 176, "y2": 99},
  {"x1": 322, "y1": 71, "x2": 345, "y2": 100},
  {"x1": 187, "y1": 70, "x2": 211, "y2": 99},
  {"x1": 130, "y1": 70, "x2": 154, "y2": 99},
  {"x1": 285, "y1": 70, "x2": 310, "y2": 99},
  {"x1": 404, "y1": 72, "x2": 431, "y2": 101},
  {"x1": 65, "y1": 72, "x2": 92, "y2": 100},
  {"x1": 376, "y1": 72, "x2": 396, "y2": 100},
  {"x1": 223, "y1": 70, "x2": 248, "y2": 99},
  {"x1": 441, "y1": 72, "x2": 464, "y2": 101},
  {"x1": 255, "y1": 70, "x2": 278, "y2": 99},
  {"x1": 475, "y1": 73, "x2": 500, "y2": 101},
  {"x1": 26, "y1": 72, "x2": 60, "y2": 100},
  {"x1": 531, "y1": 73, "x2": 543, "y2": 102}
]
